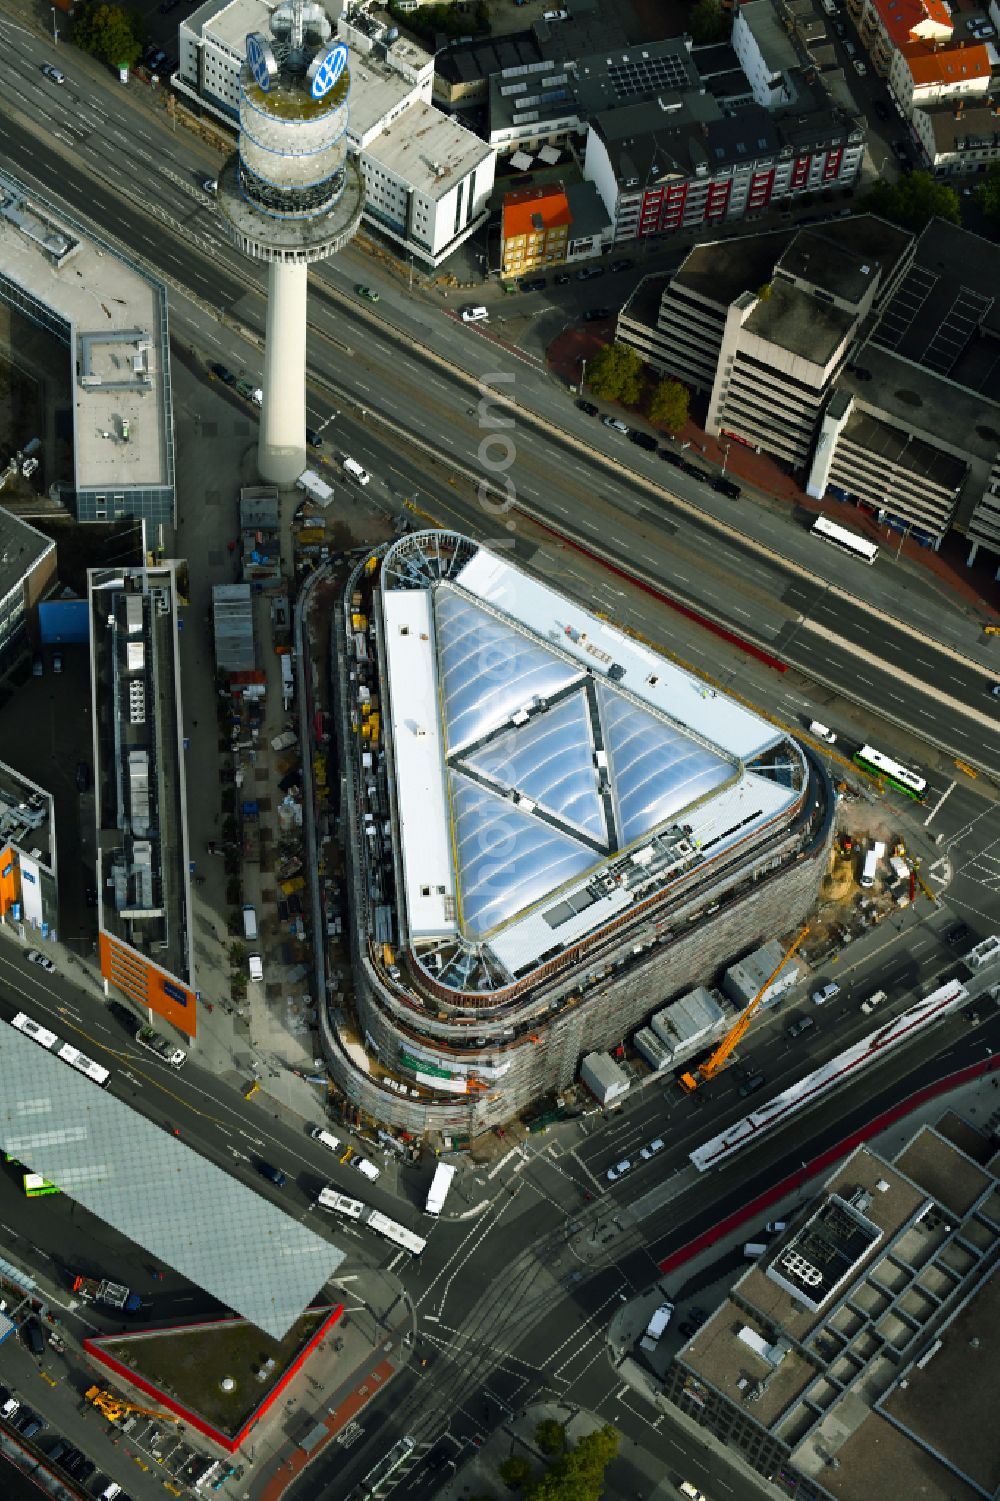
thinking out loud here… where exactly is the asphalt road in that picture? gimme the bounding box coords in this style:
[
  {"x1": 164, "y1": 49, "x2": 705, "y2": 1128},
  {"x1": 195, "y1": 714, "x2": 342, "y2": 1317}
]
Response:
[{"x1": 1, "y1": 32, "x2": 998, "y2": 788}]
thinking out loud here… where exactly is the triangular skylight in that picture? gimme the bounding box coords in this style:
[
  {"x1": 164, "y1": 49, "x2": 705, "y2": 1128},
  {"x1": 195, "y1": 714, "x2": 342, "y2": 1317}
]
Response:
[
  {"x1": 449, "y1": 772, "x2": 595, "y2": 938},
  {"x1": 597, "y1": 682, "x2": 732, "y2": 846},
  {"x1": 434, "y1": 590, "x2": 582, "y2": 754},
  {"x1": 465, "y1": 689, "x2": 607, "y2": 845}
]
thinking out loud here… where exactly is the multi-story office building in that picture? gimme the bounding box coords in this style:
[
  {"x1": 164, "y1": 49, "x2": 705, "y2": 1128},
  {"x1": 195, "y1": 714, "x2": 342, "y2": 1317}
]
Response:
[
  {"x1": 178, "y1": 0, "x2": 494, "y2": 267},
  {"x1": 0, "y1": 510, "x2": 56, "y2": 682},
  {"x1": 664, "y1": 1116, "x2": 1000, "y2": 1500},
  {"x1": 617, "y1": 215, "x2": 1000, "y2": 561},
  {"x1": 0, "y1": 762, "x2": 57, "y2": 936},
  {"x1": 326, "y1": 533, "x2": 835, "y2": 1136},
  {"x1": 585, "y1": 77, "x2": 864, "y2": 243},
  {"x1": 0, "y1": 172, "x2": 175, "y2": 526}
]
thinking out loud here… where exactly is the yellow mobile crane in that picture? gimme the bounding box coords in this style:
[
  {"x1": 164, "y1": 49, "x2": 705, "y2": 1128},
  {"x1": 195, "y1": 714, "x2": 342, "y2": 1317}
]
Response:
[
  {"x1": 678, "y1": 927, "x2": 810, "y2": 1093},
  {"x1": 85, "y1": 1386, "x2": 180, "y2": 1424}
]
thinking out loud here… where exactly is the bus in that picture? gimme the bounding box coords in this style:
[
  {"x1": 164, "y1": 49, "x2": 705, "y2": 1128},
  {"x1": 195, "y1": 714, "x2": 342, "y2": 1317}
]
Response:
[
  {"x1": 56, "y1": 1042, "x2": 110, "y2": 1088},
  {"x1": 9, "y1": 1012, "x2": 58, "y2": 1050},
  {"x1": 854, "y1": 744, "x2": 927, "y2": 800},
  {"x1": 366, "y1": 1211, "x2": 426, "y2": 1257},
  {"x1": 23, "y1": 1173, "x2": 60, "y2": 1197},
  {"x1": 811, "y1": 515, "x2": 879, "y2": 565}
]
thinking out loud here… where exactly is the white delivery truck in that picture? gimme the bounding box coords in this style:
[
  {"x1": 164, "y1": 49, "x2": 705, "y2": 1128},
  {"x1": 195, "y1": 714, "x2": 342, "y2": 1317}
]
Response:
[
  {"x1": 424, "y1": 1162, "x2": 456, "y2": 1216},
  {"x1": 860, "y1": 840, "x2": 886, "y2": 889},
  {"x1": 248, "y1": 953, "x2": 264, "y2": 983},
  {"x1": 640, "y1": 1302, "x2": 674, "y2": 1353},
  {"x1": 296, "y1": 469, "x2": 334, "y2": 507}
]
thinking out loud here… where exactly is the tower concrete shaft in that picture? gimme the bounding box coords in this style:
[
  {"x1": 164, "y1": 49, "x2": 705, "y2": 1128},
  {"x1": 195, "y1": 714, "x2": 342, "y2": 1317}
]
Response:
[
  {"x1": 259, "y1": 262, "x2": 309, "y2": 484},
  {"x1": 215, "y1": 1, "x2": 363, "y2": 486}
]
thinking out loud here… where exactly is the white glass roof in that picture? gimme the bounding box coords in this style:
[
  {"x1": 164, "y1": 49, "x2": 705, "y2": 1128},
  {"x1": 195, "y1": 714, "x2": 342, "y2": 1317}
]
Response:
[
  {"x1": 596, "y1": 682, "x2": 732, "y2": 844},
  {"x1": 466, "y1": 689, "x2": 607, "y2": 845},
  {"x1": 0, "y1": 1026, "x2": 344, "y2": 1338},
  {"x1": 450, "y1": 772, "x2": 594, "y2": 937},
  {"x1": 435, "y1": 589, "x2": 582, "y2": 754}
]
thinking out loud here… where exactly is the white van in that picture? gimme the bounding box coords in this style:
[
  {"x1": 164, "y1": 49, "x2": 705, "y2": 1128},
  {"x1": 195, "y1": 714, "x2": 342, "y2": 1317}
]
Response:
[
  {"x1": 860, "y1": 840, "x2": 886, "y2": 889},
  {"x1": 242, "y1": 904, "x2": 258, "y2": 941},
  {"x1": 354, "y1": 1156, "x2": 380, "y2": 1182},
  {"x1": 248, "y1": 953, "x2": 264, "y2": 982},
  {"x1": 744, "y1": 1241, "x2": 767, "y2": 1258},
  {"x1": 310, "y1": 1127, "x2": 342, "y2": 1153},
  {"x1": 343, "y1": 457, "x2": 370, "y2": 486},
  {"x1": 808, "y1": 720, "x2": 837, "y2": 744},
  {"x1": 639, "y1": 1301, "x2": 674, "y2": 1352},
  {"x1": 461, "y1": 305, "x2": 489, "y2": 323}
]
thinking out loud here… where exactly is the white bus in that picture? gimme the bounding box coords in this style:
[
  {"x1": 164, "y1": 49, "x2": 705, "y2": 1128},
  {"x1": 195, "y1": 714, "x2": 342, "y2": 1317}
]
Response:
[
  {"x1": 317, "y1": 1187, "x2": 364, "y2": 1219},
  {"x1": 57, "y1": 1042, "x2": 111, "y2": 1088},
  {"x1": 854, "y1": 744, "x2": 927, "y2": 800},
  {"x1": 424, "y1": 1161, "x2": 456, "y2": 1217},
  {"x1": 9, "y1": 1012, "x2": 58, "y2": 1050},
  {"x1": 366, "y1": 1210, "x2": 426, "y2": 1257},
  {"x1": 811, "y1": 515, "x2": 879, "y2": 565}
]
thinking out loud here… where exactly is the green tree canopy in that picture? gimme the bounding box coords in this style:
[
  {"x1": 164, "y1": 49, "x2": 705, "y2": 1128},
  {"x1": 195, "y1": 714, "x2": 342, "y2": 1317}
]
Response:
[
  {"x1": 861, "y1": 170, "x2": 960, "y2": 233},
  {"x1": 585, "y1": 342, "x2": 644, "y2": 406},
  {"x1": 534, "y1": 1419, "x2": 566, "y2": 1455},
  {"x1": 499, "y1": 1454, "x2": 532, "y2": 1489},
  {"x1": 972, "y1": 163, "x2": 1000, "y2": 227},
  {"x1": 387, "y1": 0, "x2": 490, "y2": 42},
  {"x1": 523, "y1": 1425, "x2": 621, "y2": 1501},
  {"x1": 648, "y1": 377, "x2": 690, "y2": 433},
  {"x1": 73, "y1": 3, "x2": 142, "y2": 67},
  {"x1": 689, "y1": 0, "x2": 728, "y2": 44}
]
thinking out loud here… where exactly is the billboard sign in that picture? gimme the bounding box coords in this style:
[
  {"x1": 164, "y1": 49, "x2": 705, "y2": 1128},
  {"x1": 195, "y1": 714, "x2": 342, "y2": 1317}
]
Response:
[
  {"x1": 307, "y1": 42, "x2": 348, "y2": 101},
  {"x1": 246, "y1": 32, "x2": 278, "y2": 91}
]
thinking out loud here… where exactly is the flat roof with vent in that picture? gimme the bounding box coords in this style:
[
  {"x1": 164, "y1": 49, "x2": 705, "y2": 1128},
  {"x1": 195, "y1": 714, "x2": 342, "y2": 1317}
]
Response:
[{"x1": 380, "y1": 535, "x2": 802, "y2": 982}]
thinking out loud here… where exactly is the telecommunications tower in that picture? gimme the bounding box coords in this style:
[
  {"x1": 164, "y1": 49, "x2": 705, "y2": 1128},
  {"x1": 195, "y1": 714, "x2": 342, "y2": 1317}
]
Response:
[{"x1": 217, "y1": 0, "x2": 363, "y2": 484}]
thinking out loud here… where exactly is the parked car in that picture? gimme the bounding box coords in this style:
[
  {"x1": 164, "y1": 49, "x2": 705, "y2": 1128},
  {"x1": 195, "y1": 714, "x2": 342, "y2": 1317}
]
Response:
[
  {"x1": 26, "y1": 948, "x2": 56, "y2": 974},
  {"x1": 202, "y1": 178, "x2": 218, "y2": 194},
  {"x1": 75, "y1": 760, "x2": 90, "y2": 792},
  {"x1": 680, "y1": 460, "x2": 705, "y2": 479},
  {"x1": 679, "y1": 1483, "x2": 706, "y2": 1501},
  {"x1": 602, "y1": 416, "x2": 629, "y2": 434},
  {"x1": 812, "y1": 981, "x2": 840, "y2": 1005},
  {"x1": 305, "y1": 428, "x2": 323, "y2": 448},
  {"x1": 576, "y1": 399, "x2": 599, "y2": 416},
  {"x1": 52, "y1": 651, "x2": 62, "y2": 674},
  {"x1": 639, "y1": 1138, "x2": 664, "y2": 1159},
  {"x1": 766, "y1": 1220, "x2": 787, "y2": 1233},
  {"x1": 575, "y1": 265, "x2": 604, "y2": 280},
  {"x1": 873, "y1": 99, "x2": 890, "y2": 120},
  {"x1": 738, "y1": 1071, "x2": 766, "y2": 1098},
  {"x1": 609, "y1": 259, "x2": 633, "y2": 273},
  {"x1": 257, "y1": 1161, "x2": 287, "y2": 1188},
  {"x1": 677, "y1": 1322, "x2": 698, "y2": 1340},
  {"x1": 554, "y1": 273, "x2": 571, "y2": 285},
  {"x1": 583, "y1": 306, "x2": 610, "y2": 321},
  {"x1": 659, "y1": 448, "x2": 684, "y2": 467},
  {"x1": 520, "y1": 277, "x2": 547, "y2": 291},
  {"x1": 947, "y1": 923, "x2": 971, "y2": 947},
  {"x1": 32, "y1": 653, "x2": 43, "y2": 677},
  {"x1": 606, "y1": 1158, "x2": 632, "y2": 1182},
  {"x1": 14, "y1": 1407, "x2": 45, "y2": 1438},
  {"x1": 629, "y1": 430, "x2": 657, "y2": 451},
  {"x1": 355, "y1": 284, "x2": 380, "y2": 302},
  {"x1": 712, "y1": 477, "x2": 741, "y2": 499}
]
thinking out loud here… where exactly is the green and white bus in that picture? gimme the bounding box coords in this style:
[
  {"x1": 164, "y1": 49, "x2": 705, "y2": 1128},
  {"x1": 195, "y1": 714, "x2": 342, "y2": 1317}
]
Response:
[{"x1": 854, "y1": 743, "x2": 927, "y2": 801}]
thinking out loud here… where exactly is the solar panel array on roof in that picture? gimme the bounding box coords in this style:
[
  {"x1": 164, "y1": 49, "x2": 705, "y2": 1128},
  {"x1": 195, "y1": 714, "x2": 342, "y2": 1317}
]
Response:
[
  {"x1": 0, "y1": 1024, "x2": 344, "y2": 1339},
  {"x1": 607, "y1": 51, "x2": 690, "y2": 96}
]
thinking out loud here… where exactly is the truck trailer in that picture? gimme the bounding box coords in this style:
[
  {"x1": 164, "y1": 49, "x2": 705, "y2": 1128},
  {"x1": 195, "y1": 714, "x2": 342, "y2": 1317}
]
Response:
[{"x1": 72, "y1": 1275, "x2": 141, "y2": 1314}]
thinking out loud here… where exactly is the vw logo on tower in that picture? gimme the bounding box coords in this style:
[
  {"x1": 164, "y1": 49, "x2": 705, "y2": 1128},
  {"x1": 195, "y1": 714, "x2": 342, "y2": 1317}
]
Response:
[
  {"x1": 306, "y1": 41, "x2": 348, "y2": 101},
  {"x1": 245, "y1": 31, "x2": 277, "y2": 92}
]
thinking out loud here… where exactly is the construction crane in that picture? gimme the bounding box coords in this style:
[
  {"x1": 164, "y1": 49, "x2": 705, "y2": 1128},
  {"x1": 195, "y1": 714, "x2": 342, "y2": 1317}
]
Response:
[
  {"x1": 85, "y1": 1386, "x2": 179, "y2": 1425},
  {"x1": 678, "y1": 927, "x2": 810, "y2": 1093}
]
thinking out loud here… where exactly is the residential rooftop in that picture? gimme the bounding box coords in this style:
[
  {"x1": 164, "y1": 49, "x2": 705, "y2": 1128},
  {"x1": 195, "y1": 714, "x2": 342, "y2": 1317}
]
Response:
[{"x1": 361, "y1": 98, "x2": 494, "y2": 200}]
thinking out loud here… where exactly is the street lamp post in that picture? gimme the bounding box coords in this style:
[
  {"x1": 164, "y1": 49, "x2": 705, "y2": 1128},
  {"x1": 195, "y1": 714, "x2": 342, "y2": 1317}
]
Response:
[
  {"x1": 51, "y1": 6, "x2": 59, "y2": 42},
  {"x1": 721, "y1": 441, "x2": 731, "y2": 475},
  {"x1": 578, "y1": 357, "x2": 587, "y2": 396}
]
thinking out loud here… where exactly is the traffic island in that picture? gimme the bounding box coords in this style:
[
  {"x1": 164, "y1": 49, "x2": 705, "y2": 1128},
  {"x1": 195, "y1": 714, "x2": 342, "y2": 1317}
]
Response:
[{"x1": 83, "y1": 1304, "x2": 343, "y2": 1452}]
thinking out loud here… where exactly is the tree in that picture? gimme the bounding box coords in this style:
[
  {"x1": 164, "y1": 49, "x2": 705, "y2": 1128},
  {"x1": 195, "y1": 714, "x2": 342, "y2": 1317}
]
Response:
[
  {"x1": 499, "y1": 1454, "x2": 531, "y2": 1489},
  {"x1": 973, "y1": 163, "x2": 1000, "y2": 227},
  {"x1": 534, "y1": 1419, "x2": 566, "y2": 1455},
  {"x1": 689, "y1": 0, "x2": 727, "y2": 44},
  {"x1": 647, "y1": 377, "x2": 690, "y2": 433},
  {"x1": 73, "y1": 3, "x2": 142, "y2": 67},
  {"x1": 861, "y1": 170, "x2": 959, "y2": 233},
  {"x1": 585, "y1": 342, "x2": 644, "y2": 406}
]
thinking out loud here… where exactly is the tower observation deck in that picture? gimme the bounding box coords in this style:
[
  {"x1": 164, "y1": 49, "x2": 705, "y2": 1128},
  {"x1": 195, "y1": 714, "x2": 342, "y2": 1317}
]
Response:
[{"x1": 216, "y1": 0, "x2": 364, "y2": 484}]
